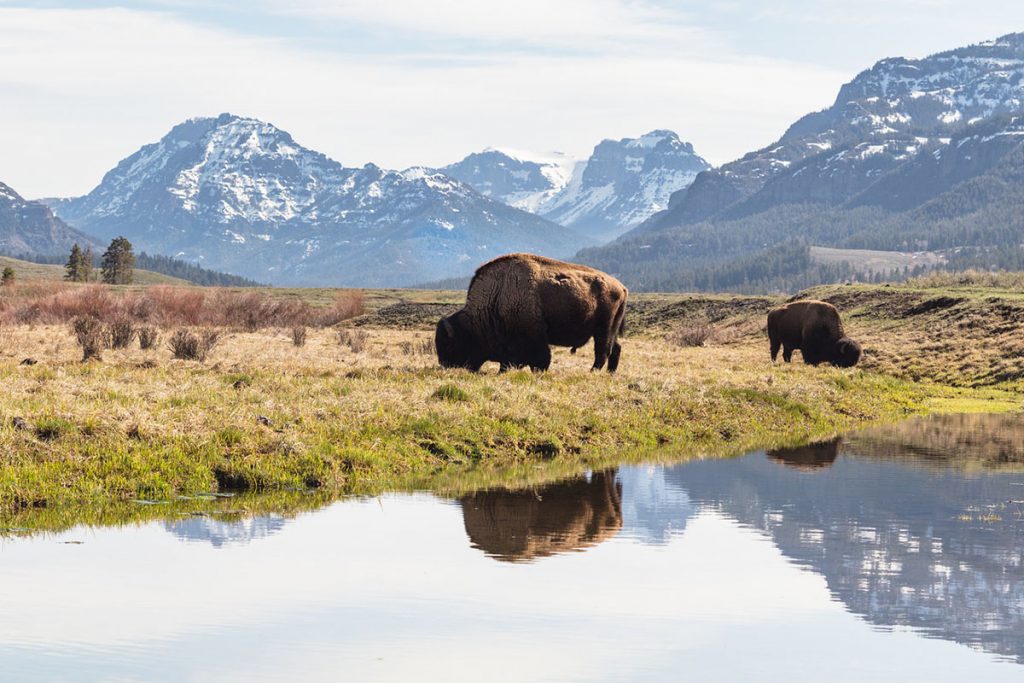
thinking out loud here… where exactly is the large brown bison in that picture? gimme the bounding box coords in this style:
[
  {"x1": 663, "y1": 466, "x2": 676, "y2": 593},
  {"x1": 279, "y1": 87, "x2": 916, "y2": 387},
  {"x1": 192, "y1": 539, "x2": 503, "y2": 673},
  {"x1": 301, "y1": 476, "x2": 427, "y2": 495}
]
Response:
[
  {"x1": 767, "y1": 300, "x2": 861, "y2": 367},
  {"x1": 435, "y1": 253, "x2": 628, "y2": 372},
  {"x1": 460, "y1": 470, "x2": 623, "y2": 563}
]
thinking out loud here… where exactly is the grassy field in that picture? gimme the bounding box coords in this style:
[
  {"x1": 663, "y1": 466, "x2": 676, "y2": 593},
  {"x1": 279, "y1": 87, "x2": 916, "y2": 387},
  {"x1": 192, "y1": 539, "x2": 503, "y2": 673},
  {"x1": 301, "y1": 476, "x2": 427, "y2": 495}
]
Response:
[{"x1": 0, "y1": 272, "x2": 1022, "y2": 531}]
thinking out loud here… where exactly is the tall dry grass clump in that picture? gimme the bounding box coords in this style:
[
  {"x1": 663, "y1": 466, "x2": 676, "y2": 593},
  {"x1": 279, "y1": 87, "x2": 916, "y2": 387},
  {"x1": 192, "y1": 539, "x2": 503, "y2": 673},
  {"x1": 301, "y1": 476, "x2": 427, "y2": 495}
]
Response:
[
  {"x1": 291, "y1": 326, "x2": 307, "y2": 347},
  {"x1": 108, "y1": 317, "x2": 137, "y2": 349},
  {"x1": 138, "y1": 326, "x2": 160, "y2": 350},
  {"x1": 400, "y1": 337, "x2": 434, "y2": 356},
  {"x1": 169, "y1": 328, "x2": 221, "y2": 361},
  {"x1": 338, "y1": 328, "x2": 369, "y2": 353},
  {"x1": 70, "y1": 316, "x2": 110, "y2": 361}
]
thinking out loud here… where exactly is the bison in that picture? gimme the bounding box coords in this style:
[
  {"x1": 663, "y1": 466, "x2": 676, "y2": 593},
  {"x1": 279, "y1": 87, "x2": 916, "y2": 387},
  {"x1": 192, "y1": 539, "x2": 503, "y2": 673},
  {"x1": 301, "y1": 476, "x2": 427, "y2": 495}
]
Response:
[
  {"x1": 767, "y1": 300, "x2": 861, "y2": 367},
  {"x1": 435, "y1": 253, "x2": 628, "y2": 372}
]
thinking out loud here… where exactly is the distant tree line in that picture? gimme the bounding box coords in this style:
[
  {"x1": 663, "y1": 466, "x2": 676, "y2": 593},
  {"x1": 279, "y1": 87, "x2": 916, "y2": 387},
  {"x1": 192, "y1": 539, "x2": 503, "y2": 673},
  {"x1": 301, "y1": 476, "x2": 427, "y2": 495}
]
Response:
[{"x1": 3, "y1": 245, "x2": 263, "y2": 287}]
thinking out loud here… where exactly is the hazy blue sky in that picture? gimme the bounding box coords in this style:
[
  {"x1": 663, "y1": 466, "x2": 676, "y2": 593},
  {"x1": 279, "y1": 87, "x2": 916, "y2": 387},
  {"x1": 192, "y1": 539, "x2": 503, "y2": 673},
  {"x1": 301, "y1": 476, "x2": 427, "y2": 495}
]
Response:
[{"x1": 1, "y1": 1, "x2": 1023, "y2": 197}]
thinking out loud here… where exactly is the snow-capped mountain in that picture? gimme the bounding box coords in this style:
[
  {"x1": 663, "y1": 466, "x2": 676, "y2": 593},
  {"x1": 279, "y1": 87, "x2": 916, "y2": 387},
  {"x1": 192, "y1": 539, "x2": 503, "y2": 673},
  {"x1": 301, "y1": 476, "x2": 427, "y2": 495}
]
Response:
[
  {"x1": 445, "y1": 131, "x2": 710, "y2": 243},
  {"x1": 578, "y1": 33, "x2": 1024, "y2": 292},
  {"x1": 441, "y1": 148, "x2": 578, "y2": 213},
  {"x1": 51, "y1": 114, "x2": 588, "y2": 286},
  {"x1": 641, "y1": 32, "x2": 1024, "y2": 231},
  {"x1": 0, "y1": 181, "x2": 96, "y2": 256},
  {"x1": 541, "y1": 131, "x2": 710, "y2": 241}
]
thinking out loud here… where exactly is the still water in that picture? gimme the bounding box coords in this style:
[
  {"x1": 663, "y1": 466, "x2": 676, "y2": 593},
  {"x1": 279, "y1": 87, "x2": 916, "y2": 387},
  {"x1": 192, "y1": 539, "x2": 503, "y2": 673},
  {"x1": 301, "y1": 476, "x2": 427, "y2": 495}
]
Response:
[{"x1": 2, "y1": 414, "x2": 1023, "y2": 682}]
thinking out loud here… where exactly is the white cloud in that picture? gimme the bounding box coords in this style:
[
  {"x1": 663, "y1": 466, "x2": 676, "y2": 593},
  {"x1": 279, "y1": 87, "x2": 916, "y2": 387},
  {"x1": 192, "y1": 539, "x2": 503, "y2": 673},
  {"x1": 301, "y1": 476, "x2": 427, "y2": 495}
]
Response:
[{"x1": 0, "y1": 5, "x2": 847, "y2": 198}]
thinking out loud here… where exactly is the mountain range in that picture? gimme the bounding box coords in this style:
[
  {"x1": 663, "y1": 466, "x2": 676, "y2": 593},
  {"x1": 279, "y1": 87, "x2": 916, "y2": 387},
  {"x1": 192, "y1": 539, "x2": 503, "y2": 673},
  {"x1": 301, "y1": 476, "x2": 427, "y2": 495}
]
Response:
[
  {"x1": 9, "y1": 32, "x2": 1024, "y2": 291},
  {"x1": 442, "y1": 131, "x2": 710, "y2": 242},
  {"x1": 47, "y1": 114, "x2": 588, "y2": 287},
  {"x1": 580, "y1": 32, "x2": 1024, "y2": 292}
]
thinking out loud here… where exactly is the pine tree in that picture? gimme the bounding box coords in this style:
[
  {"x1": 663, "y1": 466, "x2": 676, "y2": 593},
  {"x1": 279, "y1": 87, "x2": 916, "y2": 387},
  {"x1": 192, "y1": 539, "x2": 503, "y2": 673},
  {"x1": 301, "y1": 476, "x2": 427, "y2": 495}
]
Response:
[
  {"x1": 101, "y1": 237, "x2": 135, "y2": 285},
  {"x1": 65, "y1": 244, "x2": 85, "y2": 282},
  {"x1": 1, "y1": 266, "x2": 15, "y2": 287},
  {"x1": 82, "y1": 246, "x2": 94, "y2": 282}
]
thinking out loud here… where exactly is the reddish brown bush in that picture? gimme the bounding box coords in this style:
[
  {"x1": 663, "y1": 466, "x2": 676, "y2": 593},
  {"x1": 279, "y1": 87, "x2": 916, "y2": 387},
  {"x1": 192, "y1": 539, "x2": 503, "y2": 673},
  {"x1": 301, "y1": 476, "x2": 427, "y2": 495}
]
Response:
[
  {"x1": 314, "y1": 290, "x2": 365, "y2": 326},
  {"x1": 145, "y1": 286, "x2": 206, "y2": 326}
]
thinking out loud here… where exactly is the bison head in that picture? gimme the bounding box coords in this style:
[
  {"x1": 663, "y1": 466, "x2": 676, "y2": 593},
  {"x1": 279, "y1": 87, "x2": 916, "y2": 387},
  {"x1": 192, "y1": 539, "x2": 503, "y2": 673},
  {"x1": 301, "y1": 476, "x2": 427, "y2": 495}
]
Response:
[
  {"x1": 832, "y1": 337, "x2": 861, "y2": 367},
  {"x1": 435, "y1": 311, "x2": 485, "y2": 371}
]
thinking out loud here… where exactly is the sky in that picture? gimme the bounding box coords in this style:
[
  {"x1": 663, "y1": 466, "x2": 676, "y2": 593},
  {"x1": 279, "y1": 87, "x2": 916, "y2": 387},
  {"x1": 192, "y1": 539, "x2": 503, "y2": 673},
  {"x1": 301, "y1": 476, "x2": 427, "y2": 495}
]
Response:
[{"x1": 1, "y1": 1, "x2": 1023, "y2": 198}]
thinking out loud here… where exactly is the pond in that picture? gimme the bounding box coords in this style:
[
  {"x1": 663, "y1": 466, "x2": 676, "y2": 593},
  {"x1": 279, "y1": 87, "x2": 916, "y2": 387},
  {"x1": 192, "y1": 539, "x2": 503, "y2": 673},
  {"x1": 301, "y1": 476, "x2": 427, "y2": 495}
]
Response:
[{"x1": 2, "y1": 413, "x2": 1023, "y2": 682}]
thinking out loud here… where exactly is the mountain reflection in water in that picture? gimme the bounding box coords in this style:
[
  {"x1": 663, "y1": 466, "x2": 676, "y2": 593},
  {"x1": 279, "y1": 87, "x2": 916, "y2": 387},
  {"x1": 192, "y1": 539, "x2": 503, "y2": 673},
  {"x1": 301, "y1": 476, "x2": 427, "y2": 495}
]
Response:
[{"x1": 450, "y1": 413, "x2": 1024, "y2": 662}]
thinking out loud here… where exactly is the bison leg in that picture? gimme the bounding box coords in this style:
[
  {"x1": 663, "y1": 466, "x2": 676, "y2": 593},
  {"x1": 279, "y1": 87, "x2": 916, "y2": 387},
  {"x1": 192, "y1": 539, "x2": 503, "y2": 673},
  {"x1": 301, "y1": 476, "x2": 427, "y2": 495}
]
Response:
[
  {"x1": 782, "y1": 346, "x2": 794, "y2": 363},
  {"x1": 592, "y1": 330, "x2": 611, "y2": 371},
  {"x1": 770, "y1": 336, "x2": 781, "y2": 362},
  {"x1": 607, "y1": 341, "x2": 622, "y2": 373},
  {"x1": 526, "y1": 343, "x2": 551, "y2": 372}
]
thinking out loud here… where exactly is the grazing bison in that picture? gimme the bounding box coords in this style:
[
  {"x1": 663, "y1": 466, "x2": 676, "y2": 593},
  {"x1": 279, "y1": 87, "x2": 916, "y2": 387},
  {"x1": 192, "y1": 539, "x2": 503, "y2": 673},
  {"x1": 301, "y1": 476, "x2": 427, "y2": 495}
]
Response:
[
  {"x1": 435, "y1": 253, "x2": 628, "y2": 372},
  {"x1": 767, "y1": 300, "x2": 861, "y2": 367}
]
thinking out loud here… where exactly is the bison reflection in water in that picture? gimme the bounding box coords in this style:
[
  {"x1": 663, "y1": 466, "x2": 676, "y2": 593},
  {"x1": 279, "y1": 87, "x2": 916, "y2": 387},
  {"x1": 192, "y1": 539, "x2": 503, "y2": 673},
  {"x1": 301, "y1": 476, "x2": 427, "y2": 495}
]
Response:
[
  {"x1": 766, "y1": 439, "x2": 840, "y2": 469},
  {"x1": 460, "y1": 470, "x2": 623, "y2": 562}
]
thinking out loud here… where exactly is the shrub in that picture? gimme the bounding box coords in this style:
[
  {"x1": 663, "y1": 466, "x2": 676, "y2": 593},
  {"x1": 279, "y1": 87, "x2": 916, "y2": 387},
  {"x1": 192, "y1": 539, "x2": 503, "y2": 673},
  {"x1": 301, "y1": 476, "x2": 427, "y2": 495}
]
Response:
[
  {"x1": 146, "y1": 286, "x2": 206, "y2": 326},
  {"x1": 71, "y1": 316, "x2": 110, "y2": 361},
  {"x1": 315, "y1": 290, "x2": 366, "y2": 326},
  {"x1": 169, "y1": 328, "x2": 220, "y2": 361},
  {"x1": 108, "y1": 317, "x2": 137, "y2": 349},
  {"x1": 338, "y1": 328, "x2": 368, "y2": 353},
  {"x1": 138, "y1": 326, "x2": 160, "y2": 350},
  {"x1": 669, "y1": 323, "x2": 714, "y2": 347},
  {"x1": 292, "y1": 326, "x2": 307, "y2": 347}
]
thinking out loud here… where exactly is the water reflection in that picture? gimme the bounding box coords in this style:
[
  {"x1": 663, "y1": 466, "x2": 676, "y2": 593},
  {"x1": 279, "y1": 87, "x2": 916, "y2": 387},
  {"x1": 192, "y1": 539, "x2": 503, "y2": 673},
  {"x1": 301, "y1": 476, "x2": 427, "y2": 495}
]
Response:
[
  {"x1": 460, "y1": 470, "x2": 622, "y2": 562},
  {"x1": 766, "y1": 439, "x2": 840, "y2": 469},
  {"x1": 164, "y1": 513, "x2": 288, "y2": 547},
  {"x1": 666, "y1": 415, "x2": 1024, "y2": 663},
  {"x1": 4, "y1": 413, "x2": 1024, "y2": 681}
]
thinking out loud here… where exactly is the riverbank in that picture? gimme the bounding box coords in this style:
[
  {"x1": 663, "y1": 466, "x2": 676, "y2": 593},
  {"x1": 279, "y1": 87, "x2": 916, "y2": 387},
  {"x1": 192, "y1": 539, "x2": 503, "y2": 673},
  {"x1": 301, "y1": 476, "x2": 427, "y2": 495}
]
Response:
[{"x1": 1, "y1": 276, "x2": 1022, "y2": 527}]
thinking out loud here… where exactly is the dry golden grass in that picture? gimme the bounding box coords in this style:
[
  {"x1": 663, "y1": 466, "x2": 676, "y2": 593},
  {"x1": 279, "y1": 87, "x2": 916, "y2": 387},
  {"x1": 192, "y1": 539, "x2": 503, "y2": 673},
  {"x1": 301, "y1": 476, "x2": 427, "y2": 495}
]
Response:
[
  {"x1": 0, "y1": 320, "x2": 966, "y2": 519},
  {"x1": 0, "y1": 276, "x2": 1021, "y2": 529}
]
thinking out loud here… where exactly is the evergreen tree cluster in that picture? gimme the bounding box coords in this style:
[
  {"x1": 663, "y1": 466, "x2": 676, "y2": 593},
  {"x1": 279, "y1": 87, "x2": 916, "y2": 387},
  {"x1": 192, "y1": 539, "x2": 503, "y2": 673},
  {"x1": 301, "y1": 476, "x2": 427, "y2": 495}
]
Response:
[{"x1": 64, "y1": 244, "x2": 94, "y2": 282}]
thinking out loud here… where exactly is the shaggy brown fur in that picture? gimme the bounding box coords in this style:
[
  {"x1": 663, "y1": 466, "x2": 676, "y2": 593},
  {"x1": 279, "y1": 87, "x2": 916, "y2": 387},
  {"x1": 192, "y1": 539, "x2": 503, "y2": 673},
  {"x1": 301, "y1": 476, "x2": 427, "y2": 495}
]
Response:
[
  {"x1": 767, "y1": 300, "x2": 861, "y2": 367},
  {"x1": 435, "y1": 253, "x2": 628, "y2": 372},
  {"x1": 459, "y1": 470, "x2": 622, "y2": 563}
]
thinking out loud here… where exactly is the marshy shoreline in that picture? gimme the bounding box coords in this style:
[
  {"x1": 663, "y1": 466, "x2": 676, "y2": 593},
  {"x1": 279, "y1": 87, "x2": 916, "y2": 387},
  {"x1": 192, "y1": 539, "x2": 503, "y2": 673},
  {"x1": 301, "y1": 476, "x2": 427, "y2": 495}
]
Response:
[{"x1": 2, "y1": 272, "x2": 1023, "y2": 531}]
